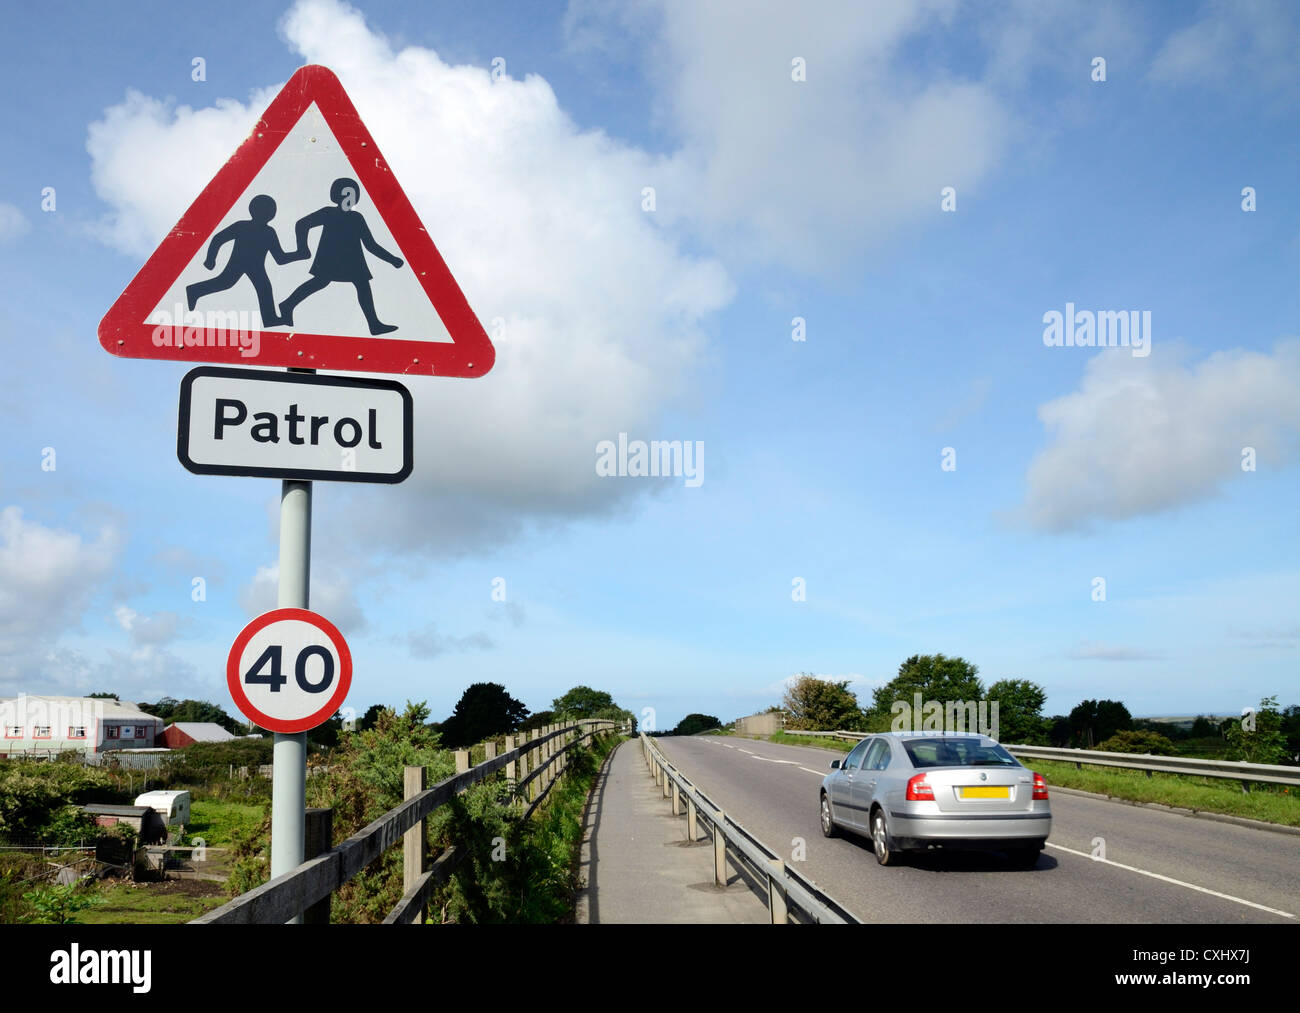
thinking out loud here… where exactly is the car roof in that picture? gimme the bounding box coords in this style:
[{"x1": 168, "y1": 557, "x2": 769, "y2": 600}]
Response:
[{"x1": 867, "y1": 731, "x2": 1000, "y2": 744}]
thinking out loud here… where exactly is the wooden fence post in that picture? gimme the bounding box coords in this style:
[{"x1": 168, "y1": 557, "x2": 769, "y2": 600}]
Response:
[
  {"x1": 402, "y1": 766, "x2": 427, "y2": 925},
  {"x1": 302, "y1": 808, "x2": 333, "y2": 925},
  {"x1": 543, "y1": 725, "x2": 553, "y2": 791},
  {"x1": 687, "y1": 796, "x2": 698, "y2": 841},
  {"x1": 672, "y1": 780, "x2": 681, "y2": 815},
  {"x1": 455, "y1": 750, "x2": 470, "y2": 776}
]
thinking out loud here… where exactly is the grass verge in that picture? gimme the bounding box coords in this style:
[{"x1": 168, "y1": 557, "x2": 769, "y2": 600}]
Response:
[
  {"x1": 1030, "y1": 758, "x2": 1299, "y2": 828},
  {"x1": 769, "y1": 730, "x2": 856, "y2": 753}
]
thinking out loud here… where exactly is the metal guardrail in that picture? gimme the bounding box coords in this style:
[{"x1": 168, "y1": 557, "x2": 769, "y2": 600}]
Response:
[
  {"x1": 192, "y1": 719, "x2": 622, "y2": 924},
  {"x1": 1002, "y1": 744, "x2": 1300, "y2": 789},
  {"x1": 640, "y1": 734, "x2": 859, "y2": 925},
  {"x1": 774, "y1": 730, "x2": 1300, "y2": 790}
]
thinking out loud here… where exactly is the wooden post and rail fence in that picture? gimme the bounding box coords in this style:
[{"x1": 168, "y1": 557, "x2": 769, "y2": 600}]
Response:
[{"x1": 192, "y1": 718, "x2": 624, "y2": 925}]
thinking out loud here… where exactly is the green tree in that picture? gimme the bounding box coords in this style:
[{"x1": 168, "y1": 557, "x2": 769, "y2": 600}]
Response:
[
  {"x1": 1225, "y1": 696, "x2": 1289, "y2": 766},
  {"x1": 985, "y1": 679, "x2": 1048, "y2": 744},
  {"x1": 439, "y1": 683, "x2": 529, "y2": 748},
  {"x1": 551, "y1": 686, "x2": 634, "y2": 726},
  {"x1": 551, "y1": 686, "x2": 616, "y2": 718},
  {"x1": 783, "y1": 675, "x2": 863, "y2": 731},
  {"x1": 356, "y1": 704, "x2": 386, "y2": 732},
  {"x1": 1068, "y1": 699, "x2": 1131, "y2": 748},
  {"x1": 1045, "y1": 715, "x2": 1070, "y2": 746},
  {"x1": 1281, "y1": 705, "x2": 1300, "y2": 761},
  {"x1": 519, "y1": 710, "x2": 556, "y2": 732},
  {"x1": 87, "y1": 692, "x2": 119, "y2": 700},
  {"x1": 671, "y1": 714, "x2": 722, "y2": 736},
  {"x1": 307, "y1": 713, "x2": 343, "y2": 751},
  {"x1": 868, "y1": 654, "x2": 985, "y2": 725}
]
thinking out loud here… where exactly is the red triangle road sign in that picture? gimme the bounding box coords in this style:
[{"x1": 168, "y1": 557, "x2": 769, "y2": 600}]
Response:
[{"x1": 98, "y1": 64, "x2": 494, "y2": 378}]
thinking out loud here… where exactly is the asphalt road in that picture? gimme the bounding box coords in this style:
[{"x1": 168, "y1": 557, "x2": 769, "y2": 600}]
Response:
[{"x1": 654, "y1": 734, "x2": 1300, "y2": 924}]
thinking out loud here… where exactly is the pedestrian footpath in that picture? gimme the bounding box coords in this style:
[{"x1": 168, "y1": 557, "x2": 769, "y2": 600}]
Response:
[{"x1": 575, "y1": 738, "x2": 765, "y2": 923}]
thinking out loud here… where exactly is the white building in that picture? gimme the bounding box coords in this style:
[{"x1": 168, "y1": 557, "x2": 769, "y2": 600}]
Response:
[{"x1": 0, "y1": 695, "x2": 164, "y2": 756}]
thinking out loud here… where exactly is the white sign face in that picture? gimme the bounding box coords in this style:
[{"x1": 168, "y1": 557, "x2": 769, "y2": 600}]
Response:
[
  {"x1": 226, "y1": 609, "x2": 352, "y2": 734},
  {"x1": 149, "y1": 103, "x2": 455, "y2": 345},
  {"x1": 178, "y1": 367, "x2": 412, "y2": 483}
]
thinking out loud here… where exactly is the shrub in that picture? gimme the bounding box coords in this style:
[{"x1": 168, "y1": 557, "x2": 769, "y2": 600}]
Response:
[
  {"x1": 1094, "y1": 730, "x2": 1177, "y2": 755},
  {"x1": 0, "y1": 761, "x2": 124, "y2": 842}
]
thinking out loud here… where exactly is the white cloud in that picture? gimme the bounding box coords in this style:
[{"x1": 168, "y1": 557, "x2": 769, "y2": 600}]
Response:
[
  {"x1": 1149, "y1": 0, "x2": 1300, "y2": 94},
  {"x1": 0, "y1": 507, "x2": 121, "y2": 659},
  {"x1": 616, "y1": 0, "x2": 1011, "y2": 272},
  {"x1": 87, "y1": 0, "x2": 732, "y2": 558},
  {"x1": 0, "y1": 203, "x2": 29, "y2": 244},
  {"x1": 113, "y1": 605, "x2": 188, "y2": 647},
  {"x1": 238, "y1": 562, "x2": 368, "y2": 635},
  {"x1": 403, "y1": 623, "x2": 495, "y2": 659},
  {"x1": 1020, "y1": 341, "x2": 1300, "y2": 531},
  {"x1": 1067, "y1": 640, "x2": 1164, "y2": 662}
]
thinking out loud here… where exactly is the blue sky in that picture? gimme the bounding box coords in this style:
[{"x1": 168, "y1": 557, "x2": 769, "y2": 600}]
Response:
[{"x1": 2, "y1": 0, "x2": 1298, "y2": 732}]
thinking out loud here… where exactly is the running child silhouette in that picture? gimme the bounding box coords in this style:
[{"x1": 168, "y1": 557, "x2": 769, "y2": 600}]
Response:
[
  {"x1": 279, "y1": 178, "x2": 404, "y2": 335},
  {"x1": 186, "y1": 194, "x2": 304, "y2": 326}
]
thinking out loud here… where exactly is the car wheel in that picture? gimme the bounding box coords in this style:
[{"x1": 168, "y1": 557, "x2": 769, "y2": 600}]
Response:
[
  {"x1": 820, "y1": 792, "x2": 837, "y2": 838},
  {"x1": 871, "y1": 809, "x2": 898, "y2": 866},
  {"x1": 1008, "y1": 846, "x2": 1041, "y2": 869}
]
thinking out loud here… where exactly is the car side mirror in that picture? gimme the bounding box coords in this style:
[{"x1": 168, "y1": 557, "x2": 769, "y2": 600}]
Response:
[{"x1": 829, "y1": 760, "x2": 840, "y2": 769}]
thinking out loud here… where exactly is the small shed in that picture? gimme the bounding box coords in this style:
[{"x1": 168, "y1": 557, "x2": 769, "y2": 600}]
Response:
[
  {"x1": 81, "y1": 804, "x2": 166, "y2": 844},
  {"x1": 160, "y1": 722, "x2": 236, "y2": 749}
]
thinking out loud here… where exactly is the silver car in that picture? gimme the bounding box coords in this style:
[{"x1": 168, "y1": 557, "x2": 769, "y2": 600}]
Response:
[{"x1": 819, "y1": 731, "x2": 1051, "y2": 867}]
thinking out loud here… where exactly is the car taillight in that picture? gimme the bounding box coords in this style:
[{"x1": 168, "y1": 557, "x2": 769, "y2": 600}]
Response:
[
  {"x1": 906, "y1": 774, "x2": 934, "y2": 801},
  {"x1": 1032, "y1": 772, "x2": 1049, "y2": 800}
]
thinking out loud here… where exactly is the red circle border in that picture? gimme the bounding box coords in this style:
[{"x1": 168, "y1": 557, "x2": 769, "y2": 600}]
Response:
[{"x1": 226, "y1": 608, "x2": 353, "y2": 734}]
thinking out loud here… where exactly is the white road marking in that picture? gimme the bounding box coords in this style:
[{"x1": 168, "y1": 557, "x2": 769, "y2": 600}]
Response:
[
  {"x1": 1045, "y1": 842, "x2": 1296, "y2": 920},
  {"x1": 799, "y1": 767, "x2": 825, "y2": 776},
  {"x1": 752, "y1": 755, "x2": 798, "y2": 764},
  {"x1": 738, "y1": 748, "x2": 755, "y2": 754}
]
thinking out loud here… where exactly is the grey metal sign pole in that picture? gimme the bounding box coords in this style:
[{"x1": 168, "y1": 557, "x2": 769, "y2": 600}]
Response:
[{"x1": 270, "y1": 473, "x2": 311, "y2": 923}]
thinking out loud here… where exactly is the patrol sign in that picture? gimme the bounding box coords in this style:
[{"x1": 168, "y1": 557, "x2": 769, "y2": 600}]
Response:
[
  {"x1": 227, "y1": 608, "x2": 352, "y2": 734},
  {"x1": 178, "y1": 366, "x2": 412, "y2": 482}
]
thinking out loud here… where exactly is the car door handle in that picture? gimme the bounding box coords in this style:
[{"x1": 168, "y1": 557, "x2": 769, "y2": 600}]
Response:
[{"x1": 867, "y1": 780, "x2": 877, "y2": 788}]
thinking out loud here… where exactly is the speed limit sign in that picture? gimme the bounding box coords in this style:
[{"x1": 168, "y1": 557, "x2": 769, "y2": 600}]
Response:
[{"x1": 226, "y1": 608, "x2": 352, "y2": 733}]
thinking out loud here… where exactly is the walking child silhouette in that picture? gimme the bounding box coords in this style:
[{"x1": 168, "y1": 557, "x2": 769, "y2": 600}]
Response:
[
  {"x1": 186, "y1": 194, "x2": 304, "y2": 326},
  {"x1": 279, "y1": 177, "x2": 404, "y2": 335}
]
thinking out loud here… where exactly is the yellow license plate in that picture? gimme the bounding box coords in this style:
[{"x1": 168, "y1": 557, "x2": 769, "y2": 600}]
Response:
[{"x1": 961, "y1": 786, "x2": 1009, "y2": 799}]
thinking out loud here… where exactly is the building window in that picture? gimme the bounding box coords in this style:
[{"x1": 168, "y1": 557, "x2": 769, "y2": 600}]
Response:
[
  {"x1": 68, "y1": 726, "x2": 86, "y2": 739},
  {"x1": 106, "y1": 726, "x2": 120, "y2": 739},
  {"x1": 4, "y1": 725, "x2": 21, "y2": 739},
  {"x1": 33, "y1": 726, "x2": 51, "y2": 739}
]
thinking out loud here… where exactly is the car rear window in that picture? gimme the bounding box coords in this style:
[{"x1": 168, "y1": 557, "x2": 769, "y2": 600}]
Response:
[{"x1": 902, "y1": 738, "x2": 1019, "y2": 768}]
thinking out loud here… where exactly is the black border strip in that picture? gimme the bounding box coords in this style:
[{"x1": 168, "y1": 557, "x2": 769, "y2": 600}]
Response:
[{"x1": 177, "y1": 366, "x2": 414, "y2": 484}]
